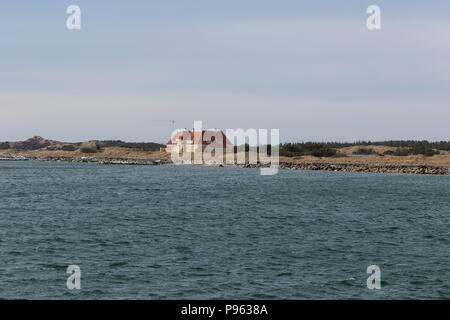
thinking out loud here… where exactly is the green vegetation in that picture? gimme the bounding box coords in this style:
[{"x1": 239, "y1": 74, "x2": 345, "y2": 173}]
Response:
[
  {"x1": 372, "y1": 140, "x2": 450, "y2": 151},
  {"x1": 98, "y1": 140, "x2": 164, "y2": 151},
  {"x1": 278, "y1": 141, "x2": 447, "y2": 158},
  {"x1": 79, "y1": 147, "x2": 98, "y2": 153},
  {"x1": 279, "y1": 143, "x2": 337, "y2": 157},
  {"x1": 278, "y1": 140, "x2": 450, "y2": 150},
  {"x1": 61, "y1": 145, "x2": 77, "y2": 151},
  {"x1": 384, "y1": 147, "x2": 440, "y2": 157},
  {"x1": 14, "y1": 139, "x2": 50, "y2": 150},
  {"x1": 353, "y1": 148, "x2": 376, "y2": 155}
]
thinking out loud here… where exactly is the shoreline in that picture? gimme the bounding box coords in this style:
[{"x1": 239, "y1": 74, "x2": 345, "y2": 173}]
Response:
[{"x1": 1, "y1": 154, "x2": 448, "y2": 175}]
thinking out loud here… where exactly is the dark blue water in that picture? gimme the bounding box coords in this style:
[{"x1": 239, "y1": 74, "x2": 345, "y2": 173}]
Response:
[{"x1": 0, "y1": 161, "x2": 449, "y2": 299}]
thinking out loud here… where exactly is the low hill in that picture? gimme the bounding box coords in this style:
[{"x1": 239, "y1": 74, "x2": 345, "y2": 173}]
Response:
[{"x1": 0, "y1": 137, "x2": 165, "y2": 154}]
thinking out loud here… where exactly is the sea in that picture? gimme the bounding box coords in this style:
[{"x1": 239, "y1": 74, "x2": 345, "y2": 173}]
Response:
[{"x1": 0, "y1": 161, "x2": 449, "y2": 299}]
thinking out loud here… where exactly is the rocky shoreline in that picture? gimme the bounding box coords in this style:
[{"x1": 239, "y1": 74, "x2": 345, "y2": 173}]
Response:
[
  {"x1": 242, "y1": 162, "x2": 449, "y2": 175},
  {"x1": 0, "y1": 155, "x2": 167, "y2": 165},
  {"x1": 0, "y1": 155, "x2": 448, "y2": 175}
]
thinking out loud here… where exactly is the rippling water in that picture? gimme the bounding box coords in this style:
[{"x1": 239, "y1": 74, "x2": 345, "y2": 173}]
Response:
[{"x1": 0, "y1": 161, "x2": 449, "y2": 299}]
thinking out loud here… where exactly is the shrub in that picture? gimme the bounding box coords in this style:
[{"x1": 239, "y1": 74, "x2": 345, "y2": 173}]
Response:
[
  {"x1": 353, "y1": 148, "x2": 375, "y2": 155},
  {"x1": 384, "y1": 147, "x2": 440, "y2": 157},
  {"x1": 279, "y1": 143, "x2": 336, "y2": 157},
  {"x1": 311, "y1": 148, "x2": 336, "y2": 157},
  {"x1": 80, "y1": 147, "x2": 98, "y2": 153},
  {"x1": 61, "y1": 145, "x2": 76, "y2": 151},
  {"x1": 98, "y1": 140, "x2": 164, "y2": 151},
  {"x1": 393, "y1": 148, "x2": 411, "y2": 156}
]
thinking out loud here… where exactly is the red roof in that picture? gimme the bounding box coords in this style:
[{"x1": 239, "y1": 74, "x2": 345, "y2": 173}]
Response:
[{"x1": 167, "y1": 130, "x2": 232, "y2": 147}]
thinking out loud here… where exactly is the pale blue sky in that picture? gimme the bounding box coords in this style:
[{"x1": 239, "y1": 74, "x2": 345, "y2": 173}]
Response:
[{"x1": 1, "y1": 1, "x2": 449, "y2": 142}]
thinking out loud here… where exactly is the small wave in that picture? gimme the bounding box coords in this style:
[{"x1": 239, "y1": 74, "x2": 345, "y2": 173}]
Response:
[{"x1": 109, "y1": 261, "x2": 128, "y2": 268}]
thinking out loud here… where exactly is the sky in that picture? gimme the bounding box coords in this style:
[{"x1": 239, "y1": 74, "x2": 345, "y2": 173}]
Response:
[{"x1": 0, "y1": 0, "x2": 449, "y2": 143}]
